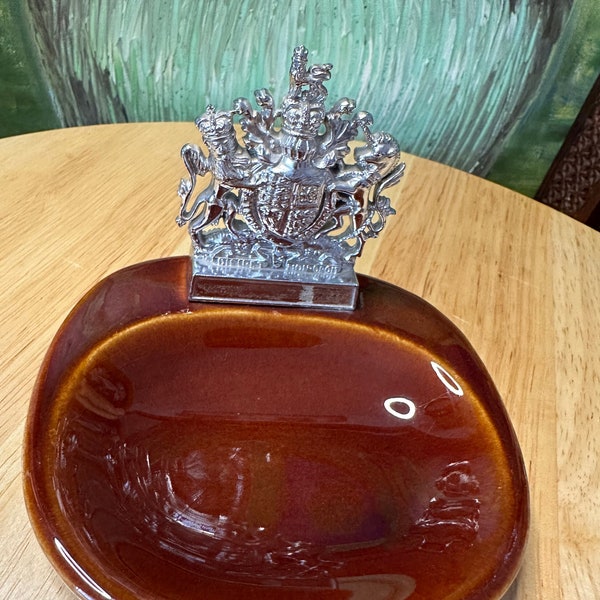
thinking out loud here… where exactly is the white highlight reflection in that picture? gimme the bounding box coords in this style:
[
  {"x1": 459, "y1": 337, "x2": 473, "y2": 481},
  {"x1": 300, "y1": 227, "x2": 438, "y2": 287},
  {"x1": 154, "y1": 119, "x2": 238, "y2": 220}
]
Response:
[
  {"x1": 431, "y1": 361, "x2": 464, "y2": 396},
  {"x1": 54, "y1": 538, "x2": 112, "y2": 599},
  {"x1": 384, "y1": 397, "x2": 416, "y2": 420}
]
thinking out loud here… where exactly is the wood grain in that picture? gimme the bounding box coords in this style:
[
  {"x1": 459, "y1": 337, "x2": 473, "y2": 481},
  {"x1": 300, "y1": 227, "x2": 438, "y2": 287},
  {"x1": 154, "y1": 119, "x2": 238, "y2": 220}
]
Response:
[{"x1": 1, "y1": 123, "x2": 599, "y2": 599}]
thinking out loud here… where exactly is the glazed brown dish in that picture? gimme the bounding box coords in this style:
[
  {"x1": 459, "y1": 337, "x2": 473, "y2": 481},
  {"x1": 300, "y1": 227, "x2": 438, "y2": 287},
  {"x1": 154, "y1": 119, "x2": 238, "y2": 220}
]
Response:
[{"x1": 24, "y1": 256, "x2": 528, "y2": 599}]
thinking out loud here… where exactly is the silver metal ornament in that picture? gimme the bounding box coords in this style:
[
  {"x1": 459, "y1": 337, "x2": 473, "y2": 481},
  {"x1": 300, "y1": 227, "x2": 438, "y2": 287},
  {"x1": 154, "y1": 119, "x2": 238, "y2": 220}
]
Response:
[{"x1": 177, "y1": 46, "x2": 405, "y2": 309}]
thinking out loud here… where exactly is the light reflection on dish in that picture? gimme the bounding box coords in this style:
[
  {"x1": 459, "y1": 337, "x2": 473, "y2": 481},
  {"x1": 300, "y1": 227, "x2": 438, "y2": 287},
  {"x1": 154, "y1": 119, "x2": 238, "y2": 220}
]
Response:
[
  {"x1": 383, "y1": 397, "x2": 416, "y2": 420},
  {"x1": 431, "y1": 361, "x2": 464, "y2": 397},
  {"x1": 54, "y1": 538, "x2": 111, "y2": 600},
  {"x1": 384, "y1": 361, "x2": 465, "y2": 421}
]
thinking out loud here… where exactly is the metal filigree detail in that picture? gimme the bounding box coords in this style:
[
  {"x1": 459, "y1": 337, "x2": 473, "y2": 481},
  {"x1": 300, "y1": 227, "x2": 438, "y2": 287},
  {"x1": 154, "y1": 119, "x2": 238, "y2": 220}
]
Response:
[{"x1": 177, "y1": 46, "x2": 405, "y2": 309}]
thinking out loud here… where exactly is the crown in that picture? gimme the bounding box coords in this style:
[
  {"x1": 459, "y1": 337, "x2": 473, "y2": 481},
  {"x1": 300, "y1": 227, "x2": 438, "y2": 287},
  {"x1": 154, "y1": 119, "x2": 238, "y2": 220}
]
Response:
[
  {"x1": 195, "y1": 105, "x2": 235, "y2": 143},
  {"x1": 177, "y1": 46, "x2": 405, "y2": 310}
]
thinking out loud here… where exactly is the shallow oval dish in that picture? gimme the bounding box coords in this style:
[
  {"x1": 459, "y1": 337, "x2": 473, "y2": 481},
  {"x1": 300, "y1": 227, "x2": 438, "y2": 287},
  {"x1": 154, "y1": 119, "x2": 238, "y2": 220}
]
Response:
[{"x1": 24, "y1": 256, "x2": 528, "y2": 600}]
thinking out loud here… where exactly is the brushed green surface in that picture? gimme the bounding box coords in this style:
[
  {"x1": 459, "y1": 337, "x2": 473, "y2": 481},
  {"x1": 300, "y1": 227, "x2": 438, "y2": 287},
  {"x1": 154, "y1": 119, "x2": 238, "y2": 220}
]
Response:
[
  {"x1": 2, "y1": 0, "x2": 598, "y2": 197},
  {"x1": 488, "y1": 1, "x2": 600, "y2": 196},
  {"x1": 0, "y1": 0, "x2": 59, "y2": 137}
]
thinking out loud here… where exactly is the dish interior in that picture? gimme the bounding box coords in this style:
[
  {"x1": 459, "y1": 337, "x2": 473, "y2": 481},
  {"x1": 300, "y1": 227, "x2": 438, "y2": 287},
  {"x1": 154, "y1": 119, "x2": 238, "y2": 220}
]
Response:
[{"x1": 35, "y1": 307, "x2": 524, "y2": 599}]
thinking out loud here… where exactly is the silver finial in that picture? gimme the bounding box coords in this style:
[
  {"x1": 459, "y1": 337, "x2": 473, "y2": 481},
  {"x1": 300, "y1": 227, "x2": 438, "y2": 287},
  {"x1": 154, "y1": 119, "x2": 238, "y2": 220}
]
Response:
[{"x1": 177, "y1": 45, "x2": 405, "y2": 310}]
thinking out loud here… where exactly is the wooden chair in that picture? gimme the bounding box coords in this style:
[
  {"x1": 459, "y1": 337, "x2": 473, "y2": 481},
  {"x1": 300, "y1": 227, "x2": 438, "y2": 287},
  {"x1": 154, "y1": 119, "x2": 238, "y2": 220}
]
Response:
[{"x1": 536, "y1": 73, "x2": 600, "y2": 231}]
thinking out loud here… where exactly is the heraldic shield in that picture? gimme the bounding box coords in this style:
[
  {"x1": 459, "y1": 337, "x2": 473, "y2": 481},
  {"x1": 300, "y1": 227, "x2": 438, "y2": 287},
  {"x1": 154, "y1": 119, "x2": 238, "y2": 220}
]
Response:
[{"x1": 241, "y1": 175, "x2": 333, "y2": 242}]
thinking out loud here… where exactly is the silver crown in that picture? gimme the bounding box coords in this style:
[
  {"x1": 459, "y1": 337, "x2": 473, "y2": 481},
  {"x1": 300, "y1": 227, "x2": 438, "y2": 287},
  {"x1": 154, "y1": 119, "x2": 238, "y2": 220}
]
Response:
[{"x1": 177, "y1": 46, "x2": 405, "y2": 310}]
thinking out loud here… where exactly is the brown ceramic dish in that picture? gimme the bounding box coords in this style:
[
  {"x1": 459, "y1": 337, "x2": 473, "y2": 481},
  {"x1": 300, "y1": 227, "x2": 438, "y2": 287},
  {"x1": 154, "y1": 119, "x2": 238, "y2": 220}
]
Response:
[{"x1": 24, "y1": 256, "x2": 528, "y2": 600}]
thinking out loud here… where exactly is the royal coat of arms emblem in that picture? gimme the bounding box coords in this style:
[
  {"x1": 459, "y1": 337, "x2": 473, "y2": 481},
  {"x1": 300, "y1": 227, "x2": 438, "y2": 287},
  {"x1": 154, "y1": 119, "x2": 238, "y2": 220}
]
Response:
[{"x1": 177, "y1": 46, "x2": 405, "y2": 309}]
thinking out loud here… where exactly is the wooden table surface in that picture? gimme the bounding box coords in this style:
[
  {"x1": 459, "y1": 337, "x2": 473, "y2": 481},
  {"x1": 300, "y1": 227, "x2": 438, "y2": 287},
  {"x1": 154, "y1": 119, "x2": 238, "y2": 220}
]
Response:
[{"x1": 0, "y1": 123, "x2": 598, "y2": 599}]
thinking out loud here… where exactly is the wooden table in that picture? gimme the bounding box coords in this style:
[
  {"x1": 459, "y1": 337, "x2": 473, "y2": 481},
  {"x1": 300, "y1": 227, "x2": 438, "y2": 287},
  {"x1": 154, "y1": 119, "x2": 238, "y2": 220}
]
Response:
[{"x1": 1, "y1": 123, "x2": 598, "y2": 599}]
